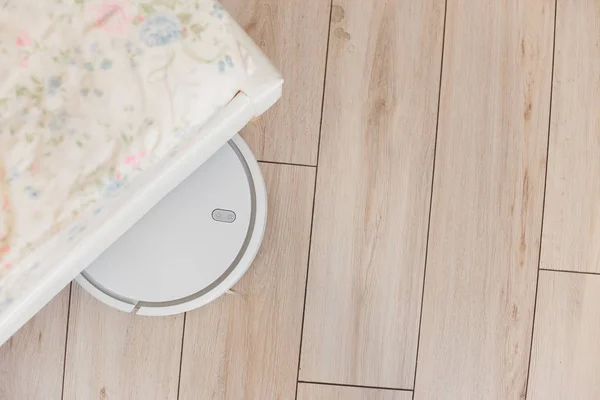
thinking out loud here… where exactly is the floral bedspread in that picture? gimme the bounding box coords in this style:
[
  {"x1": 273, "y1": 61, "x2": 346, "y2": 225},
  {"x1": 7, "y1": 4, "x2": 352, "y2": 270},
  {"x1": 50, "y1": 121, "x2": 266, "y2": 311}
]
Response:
[{"x1": 0, "y1": 0, "x2": 252, "y2": 304}]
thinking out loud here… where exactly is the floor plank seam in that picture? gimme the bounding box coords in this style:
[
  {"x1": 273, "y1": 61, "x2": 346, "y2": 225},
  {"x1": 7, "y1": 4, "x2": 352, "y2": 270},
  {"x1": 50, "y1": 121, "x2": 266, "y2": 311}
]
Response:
[
  {"x1": 175, "y1": 312, "x2": 187, "y2": 400},
  {"x1": 60, "y1": 283, "x2": 73, "y2": 400},
  {"x1": 523, "y1": 1, "x2": 558, "y2": 398},
  {"x1": 539, "y1": 268, "x2": 600, "y2": 277},
  {"x1": 258, "y1": 160, "x2": 317, "y2": 169},
  {"x1": 298, "y1": 380, "x2": 412, "y2": 393},
  {"x1": 411, "y1": 0, "x2": 448, "y2": 397},
  {"x1": 294, "y1": 1, "x2": 333, "y2": 398}
]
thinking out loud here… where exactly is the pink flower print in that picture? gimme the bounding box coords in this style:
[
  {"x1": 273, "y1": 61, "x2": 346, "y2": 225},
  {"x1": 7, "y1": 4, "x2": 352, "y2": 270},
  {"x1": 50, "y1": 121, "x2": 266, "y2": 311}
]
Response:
[
  {"x1": 94, "y1": 2, "x2": 130, "y2": 36},
  {"x1": 16, "y1": 30, "x2": 32, "y2": 68},
  {"x1": 29, "y1": 161, "x2": 39, "y2": 175},
  {"x1": 124, "y1": 152, "x2": 147, "y2": 168},
  {"x1": 135, "y1": 15, "x2": 145, "y2": 24},
  {"x1": 115, "y1": 172, "x2": 122, "y2": 180},
  {"x1": 1, "y1": 195, "x2": 7, "y2": 211},
  {"x1": 16, "y1": 30, "x2": 32, "y2": 47},
  {"x1": 182, "y1": 26, "x2": 188, "y2": 38}
]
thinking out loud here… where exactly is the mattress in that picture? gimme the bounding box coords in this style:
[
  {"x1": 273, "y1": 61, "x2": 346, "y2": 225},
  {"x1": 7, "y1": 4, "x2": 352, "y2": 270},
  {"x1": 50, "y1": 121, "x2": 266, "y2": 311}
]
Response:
[{"x1": 0, "y1": 0, "x2": 264, "y2": 324}]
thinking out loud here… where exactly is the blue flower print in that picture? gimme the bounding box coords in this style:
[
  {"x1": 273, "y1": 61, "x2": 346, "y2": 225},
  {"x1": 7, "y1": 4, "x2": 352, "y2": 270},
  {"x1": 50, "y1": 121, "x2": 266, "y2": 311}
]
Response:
[
  {"x1": 104, "y1": 177, "x2": 125, "y2": 197},
  {"x1": 210, "y1": 3, "x2": 225, "y2": 19},
  {"x1": 125, "y1": 40, "x2": 144, "y2": 55},
  {"x1": 24, "y1": 185, "x2": 40, "y2": 199},
  {"x1": 83, "y1": 62, "x2": 94, "y2": 71},
  {"x1": 48, "y1": 118, "x2": 61, "y2": 131},
  {"x1": 100, "y1": 58, "x2": 113, "y2": 69},
  {"x1": 6, "y1": 167, "x2": 19, "y2": 182},
  {"x1": 47, "y1": 76, "x2": 62, "y2": 95},
  {"x1": 48, "y1": 111, "x2": 67, "y2": 132},
  {"x1": 140, "y1": 13, "x2": 182, "y2": 47},
  {"x1": 218, "y1": 55, "x2": 234, "y2": 73},
  {"x1": 125, "y1": 40, "x2": 144, "y2": 66}
]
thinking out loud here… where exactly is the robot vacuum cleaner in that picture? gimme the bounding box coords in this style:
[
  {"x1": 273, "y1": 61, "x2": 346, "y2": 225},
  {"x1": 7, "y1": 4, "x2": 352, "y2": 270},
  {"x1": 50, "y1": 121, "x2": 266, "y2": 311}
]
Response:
[{"x1": 76, "y1": 134, "x2": 267, "y2": 316}]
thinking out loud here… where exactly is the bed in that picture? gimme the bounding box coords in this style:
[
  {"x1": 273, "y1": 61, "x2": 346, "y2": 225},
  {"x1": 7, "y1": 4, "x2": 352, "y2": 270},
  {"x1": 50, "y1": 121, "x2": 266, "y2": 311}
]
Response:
[{"x1": 0, "y1": 0, "x2": 282, "y2": 345}]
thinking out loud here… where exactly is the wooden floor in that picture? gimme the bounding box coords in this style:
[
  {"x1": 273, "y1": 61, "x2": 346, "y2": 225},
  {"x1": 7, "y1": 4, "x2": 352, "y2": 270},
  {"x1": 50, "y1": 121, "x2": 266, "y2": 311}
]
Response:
[{"x1": 1, "y1": 0, "x2": 600, "y2": 398}]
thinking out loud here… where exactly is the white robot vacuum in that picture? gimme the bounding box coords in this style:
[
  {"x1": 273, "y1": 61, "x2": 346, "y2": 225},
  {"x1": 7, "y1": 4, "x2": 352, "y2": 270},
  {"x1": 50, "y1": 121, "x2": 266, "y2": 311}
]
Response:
[{"x1": 76, "y1": 134, "x2": 266, "y2": 316}]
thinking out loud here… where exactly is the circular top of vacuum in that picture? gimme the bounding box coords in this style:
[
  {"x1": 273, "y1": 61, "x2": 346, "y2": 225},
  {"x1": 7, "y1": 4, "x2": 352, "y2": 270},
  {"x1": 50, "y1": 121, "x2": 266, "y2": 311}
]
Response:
[{"x1": 77, "y1": 135, "x2": 266, "y2": 315}]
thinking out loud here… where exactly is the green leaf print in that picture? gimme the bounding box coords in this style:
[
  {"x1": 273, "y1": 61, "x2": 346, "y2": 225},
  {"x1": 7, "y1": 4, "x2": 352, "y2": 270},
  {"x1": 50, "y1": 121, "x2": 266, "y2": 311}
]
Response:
[
  {"x1": 48, "y1": 135, "x2": 65, "y2": 146},
  {"x1": 139, "y1": 3, "x2": 156, "y2": 15},
  {"x1": 191, "y1": 24, "x2": 205, "y2": 34},
  {"x1": 15, "y1": 85, "x2": 28, "y2": 97},
  {"x1": 120, "y1": 132, "x2": 133, "y2": 145},
  {"x1": 177, "y1": 12, "x2": 192, "y2": 25},
  {"x1": 152, "y1": 0, "x2": 177, "y2": 9}
]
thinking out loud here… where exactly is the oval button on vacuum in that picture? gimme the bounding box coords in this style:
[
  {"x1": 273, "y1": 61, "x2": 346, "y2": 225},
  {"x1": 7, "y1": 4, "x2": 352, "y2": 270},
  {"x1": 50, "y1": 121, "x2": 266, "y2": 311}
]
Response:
[{"x1": 212, "y1": 209, "x2": 236, "y2": 223}]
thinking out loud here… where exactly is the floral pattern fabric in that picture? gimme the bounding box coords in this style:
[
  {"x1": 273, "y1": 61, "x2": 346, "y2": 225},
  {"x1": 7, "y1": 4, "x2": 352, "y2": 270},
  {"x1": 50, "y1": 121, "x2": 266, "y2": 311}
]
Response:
[{"x1": 0, "y1": 0, "x2": 254, "y2": 309}]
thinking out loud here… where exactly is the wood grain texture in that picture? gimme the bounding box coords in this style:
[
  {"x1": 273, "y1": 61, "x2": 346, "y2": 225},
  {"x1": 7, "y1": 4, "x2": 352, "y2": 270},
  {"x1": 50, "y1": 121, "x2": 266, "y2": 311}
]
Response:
[
  {"x1": 297, "y1": 383, "x2": 412, "y2": 400},
  {"x1": 221, "y1": 0, "x2": 330, "y2": 165},
  {"x1": 528, "y1": 271, "x2": 600, "y2": 399},
  {"x1": 299, "y1": 0, "x2": 444, "y2": 388},
  {"x1": 63, "y1": 285, "x2": 184, "y2": 400},
  {"x1": 0, "y1": 287, "x2": 69, "y2": 400},
  {"x1": 540, "y1": 0, "x2": 600, "y2": 273},
  {"x1": 414, "y1": 1, "x2": 554, "y2": 399},
  {"x1": 178, "y1": 163, "x2": 315, "y2": 400}
]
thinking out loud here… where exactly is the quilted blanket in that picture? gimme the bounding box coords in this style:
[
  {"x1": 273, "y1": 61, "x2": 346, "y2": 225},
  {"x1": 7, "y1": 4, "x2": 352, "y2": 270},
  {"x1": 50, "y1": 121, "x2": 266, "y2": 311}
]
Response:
[{"x1": 0, "y1": 0, "x2": 253, "y2": 307}]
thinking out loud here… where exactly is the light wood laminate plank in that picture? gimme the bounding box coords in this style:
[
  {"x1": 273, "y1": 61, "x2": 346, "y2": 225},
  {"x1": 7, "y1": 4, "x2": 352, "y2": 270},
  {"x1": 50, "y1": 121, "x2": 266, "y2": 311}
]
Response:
[
  {"x1": 298, "y1": 383, "x2": 412, "y2": 400},
  {"x1": 540, "y1": 0, "x2": 600, "y2": 273},
  {"x1": 221, "y1": 0, "x2": 330, "y2": 165},
  {"x1": 528, "y1": 271, "x2": 600, "y2": 399},
  {"x1": 63, "y1": 285, "x2": 184, "y2": 400},
  {"x1": 414, "y1": 1, "x2": 554, "y2": 399},
  {"x1": 0, "y1": 287, "x2": 70, "y2": 400},
  {"x1": 300, "y1": 0, "x2": 444, "y2": 388},
  {"x1": 178, "y1": 163, "x2": 315, "y2": 400}
]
